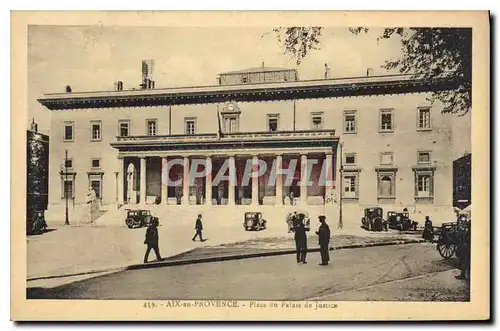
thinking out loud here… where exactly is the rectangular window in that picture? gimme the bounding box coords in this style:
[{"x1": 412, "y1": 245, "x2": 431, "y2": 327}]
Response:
[
  {"x1": 344, "y1": 111, "x2": 357, "y2": 133},
  {"x1": 90, "y1": 121, "x2": 102, "y2": 141},
  {"x1": 417, "y1": 108, "x2": 431, "y2": 130},
  {"x1": 311, "y1": 112, "x2": 324, "y2": 130},
  {"x1": 91, "y1": 180, "x2": 101, "y2": 199},
  {"x1": 64, "y1": 158, "x2": 73, "y2": 169},
  {"x1": 91, "y1": 158, "x2": 100, "y2": 169},
  {"x1": 147, "y1": 119, "x2": 157, "y2": 136},
  {"x1": 417, "y1": 174, "x2": 431, "y2": 193},
  {"x1": 418, "y1": 151, "x2": 431, "y2": 164},
  {"x1": 224, "y1": 116, "x2": 238, "y2": 134},
  {"x1": 380, "y1": 152, "x2": 394, "y2": 165},
  {"x1": 414, "y1": 170, "x2": 434, "y2": 201},
  {"x1": 118, "y1": 120, "x2": 130, "y2": 137},
  {"x1": 342, "y1": 172, "x2": 359, "y2": 199},
  {"x1": 185, "y1": 118, "x2": 197, "y2": 135},
  {"x1": 344, "y1": 153, "x2": 356, "y2": 166},
  {"x1": 63, "y1": 122, "x2": 74, "y2": 141},
  {"x1": 379, "y1": 109, "x2": 394, "y2": 132},
  {"x1": 267, "y1": 114, "x2": 279, "y2": 132},
  {"x1": 63, "y1": 180, "x2": 73, "y2": 199}
]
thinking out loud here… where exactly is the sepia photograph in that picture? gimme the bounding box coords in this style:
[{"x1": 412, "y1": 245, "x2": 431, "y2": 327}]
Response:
[{"x1": 11, "y1": 10, "x2": 490, "y2": 321}]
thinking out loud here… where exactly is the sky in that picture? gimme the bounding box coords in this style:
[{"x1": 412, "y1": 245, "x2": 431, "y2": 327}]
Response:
[{"x1": 28, "y1": 26, "x2": 403, "y2": 134}]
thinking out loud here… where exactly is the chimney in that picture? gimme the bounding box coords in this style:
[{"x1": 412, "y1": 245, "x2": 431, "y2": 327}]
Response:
[
  {"x1": 366, "y1": 68, "x2": 373, "y2": 77},
  {"x1": 65, "y1": 85, "x2": 72, "y2": 93},
  {"x1": 116, "y1": 81, "x2": 123, "y2": 91}
]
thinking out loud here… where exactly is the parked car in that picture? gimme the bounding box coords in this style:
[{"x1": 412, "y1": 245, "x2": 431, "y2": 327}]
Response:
[
  {"x1": 387, "y1": 211, "x2": 418, "y2": 231},
  {"x1": 361, "y1": 207, "x2": 388, "y2": 232},
  {"x1": 243, "y1": 212, "x2": 267, "y2": 231},
  {"x1": 125, "y1": 209, "x2": 159, "y2": 229}
]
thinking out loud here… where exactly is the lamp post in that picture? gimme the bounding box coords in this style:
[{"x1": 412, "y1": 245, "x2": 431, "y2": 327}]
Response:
[
  {"x1": 338, "y1": 141, "x2": 343, "y2": 229},
  {"x1": 64, "y1": 149, "x2": 70, "y2": 225}
]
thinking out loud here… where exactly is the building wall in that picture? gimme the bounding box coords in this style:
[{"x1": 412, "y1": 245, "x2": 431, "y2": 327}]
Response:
[{"x1": 47, "y1": 92, "x2": 465, "y2": 213}]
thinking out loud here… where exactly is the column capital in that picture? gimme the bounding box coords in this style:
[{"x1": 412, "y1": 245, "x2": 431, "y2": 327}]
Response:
[
  {"x1": 300, "y1": 152, "x2": 309, "y2": 157},
  {"x1": 325, "y1": 151, "x2": 334, "y2": 156}
]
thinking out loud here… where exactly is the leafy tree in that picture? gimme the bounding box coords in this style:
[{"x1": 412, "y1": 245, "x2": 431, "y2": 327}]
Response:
[{"x1": 272, "y1": 27, "x2": 472, "y2": 115}]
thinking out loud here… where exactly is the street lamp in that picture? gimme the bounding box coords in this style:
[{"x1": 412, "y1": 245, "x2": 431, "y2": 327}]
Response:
[
  {"x1": 64, "y1": 149, "x2": 70, "y2": 225},
  {"x1": 338, "y1": 141, "x2": 343, "y2": 229}
]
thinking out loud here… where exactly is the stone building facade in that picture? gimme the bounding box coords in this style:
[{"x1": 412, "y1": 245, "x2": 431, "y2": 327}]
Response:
[{"x1": 38, "y1": 67, "x2": 469, "y2": 225}]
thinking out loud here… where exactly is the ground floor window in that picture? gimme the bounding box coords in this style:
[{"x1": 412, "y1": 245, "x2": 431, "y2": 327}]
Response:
[
  {"x1": 414, "y1": 168, "x2": 435, "y2": 202},
  {"x1": 91, "y1": 180, "x2": 101, "y2": 199},
  {"x1": 63, "y1": 179, "x2": 73, "y2": 199},
  {"x1": 342, "y1": 170, "x2": 359, "y2": 200}
]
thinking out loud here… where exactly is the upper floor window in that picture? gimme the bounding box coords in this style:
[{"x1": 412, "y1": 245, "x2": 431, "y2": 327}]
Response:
[
  {"x1": 90, "y1": 121, "x2": 102, "y2": 141},
  {"x1": 267, "y1": 114, "x2": 279, "y2": 132},
  {"x1": 185, "y1": 117, "x2": 197, "y2": 135},
  {"x1": 379, "y1": 109, "x2": 394, "y2": 132},
  {"x1": 63, "y1": 121, "x2": 74, "y2": 141},
  {"x1": 118, "y1": 120, "x2": 130, "y2": 137},
  {"x1": 417, "y1": 151, "x2": 431, "y2": 164},
  {"x1": 91, "y1": 158, "x2": 101, "y2": 169},
  {"x1": 343, "y1": 110, "x2": 357, "y2": 134},
  {"x1": 311, "y1": 112, "x2": 324, "y2": 130},
  {"x1": 344, "y1": 153, "x2": 357, "y2": 166},
  {"x1": 146, "y1": 119, "x2": 157, "y2": 136},
  {"x1": 417, "y1": 107, "x2": 431, "y2": 130}
]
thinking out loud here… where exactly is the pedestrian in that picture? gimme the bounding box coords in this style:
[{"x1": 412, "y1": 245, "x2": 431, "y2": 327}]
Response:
[
  {"x1": 294, "y1": 220, "x2": 308, "y2": 264},
  {"x1": 455, "y1": 218, "x2": 471, "y2": 280},
  {"x1": 143, "y1": 218, "x2": 163, "y2": 263},
  {"x1": 289, "y1": 191, "x2": 294, "y2": 206},
  {"x1": 192, "y1": 214, "x2": 204, "y2": 242},
  {"x1": 422, "y1": 216, "x2": 434, "y2": 242},
  {"x1": 315, "y1": 215, "x2": 331, "y2": 266}
]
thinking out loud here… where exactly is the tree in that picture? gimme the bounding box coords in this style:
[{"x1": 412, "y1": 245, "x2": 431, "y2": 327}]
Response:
[{"x1": 272, "y1": 27, "x2": 472, "y2": 115}]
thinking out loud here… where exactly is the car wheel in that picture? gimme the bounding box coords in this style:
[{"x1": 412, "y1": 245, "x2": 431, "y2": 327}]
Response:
[
  {"x1": 126, "y1": 218, "x2": 135, "y2": 229},
  {"x1": 368, "y1": 222, "x2": 372, "y2": 231}
]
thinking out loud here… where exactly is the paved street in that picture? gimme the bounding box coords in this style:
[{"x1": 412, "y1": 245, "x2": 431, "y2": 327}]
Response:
[{"x1": 27, "y1": 243, "x2": 469, "y2": 301}]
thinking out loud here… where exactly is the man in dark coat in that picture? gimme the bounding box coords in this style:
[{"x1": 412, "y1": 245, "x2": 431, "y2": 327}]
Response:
[
  {"x1": 143, "y1": 218, "x2": 162, "y2": 263},
  {"x1": 294, "y1": 220, "x2": 308, "y2": 264},
  {"x1": 192, "y1": 214, "x2": 204, "y2": 242},
  {"x1": 455, "y1": 218, "x2": 471, "y2": 280},
  {"x1": 315, "y1": 215, "x2": 331, "y2": 266}
]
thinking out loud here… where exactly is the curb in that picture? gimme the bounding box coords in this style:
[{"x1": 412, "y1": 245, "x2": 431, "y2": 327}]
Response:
[
  {"x1": 126, "y1": 238, "x2": 425, "y2": 271},
  {"x1": 28, "y1": 238, "x2": 424, "y2": 281}
]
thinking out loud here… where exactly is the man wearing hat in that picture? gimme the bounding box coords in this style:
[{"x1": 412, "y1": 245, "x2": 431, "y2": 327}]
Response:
[
  {"x1": 192, "y1": 214, "x2": 205, "y2": 242},
  {"x1": 315, "y1": 215, "x2": 331, "y2": 265}
]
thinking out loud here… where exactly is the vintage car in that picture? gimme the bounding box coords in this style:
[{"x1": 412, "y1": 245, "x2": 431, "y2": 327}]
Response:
[
  {"x1": 28, "y1": 210, "x2": 48, "y2": 235},
  {"x1": 243, "y1": 212, "x2": 267, "y2": 231},
  {"x1": 361, "y1": 207, "x2": 388, "y2": 232},
  {"x1": 125, "y1": 209, "x2": 159, "y2": 229},
  {"x1": 286, "y1": 211, "x2": 311, "y2": 232},
  {"x1": 387, "y1": 211, "x2": 418, "y2": 231}
]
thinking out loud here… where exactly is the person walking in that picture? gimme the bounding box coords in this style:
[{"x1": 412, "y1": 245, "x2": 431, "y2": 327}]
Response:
[
  {"x1": 143, "y1": 218, "x2": 163, "y2": 263},
  {"x1": 294, "y1": 220, "x2": 308, "y2": 264},
  {"x1": 315, "y1": 215, "x2": 331, "y2": 266},
  {"x1": 192, "y1": 214, "x2": 204, "y2": 242}
]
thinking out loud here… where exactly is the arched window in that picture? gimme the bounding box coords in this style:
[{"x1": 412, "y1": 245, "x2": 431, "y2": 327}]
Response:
[{"x1": 380, "y1": 176, "x2": 392, "y2": 197}]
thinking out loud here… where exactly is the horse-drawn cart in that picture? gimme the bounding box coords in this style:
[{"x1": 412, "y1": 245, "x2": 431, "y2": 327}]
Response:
[{"x1": 436, "y1": 216, "x2": 470, "y2": 259}]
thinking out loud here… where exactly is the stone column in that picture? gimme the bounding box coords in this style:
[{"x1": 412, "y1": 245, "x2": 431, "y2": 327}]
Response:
[
  {"x1": 275, "y1": 154, "x2": 283, "y2": 206},
  {"x1": 300, "y1": 154, "x2": 308, "y2": 205},
  {"x1": 251, "y1": 155, "x2": 259, "y2": 206},
  {"x1": 205, "y1": 156, "x2": 212, "y2": 205},
  {"x1": 182, "y1": 156, "x2": 190, "y2": 205},
  {"x1": 161, "y1": 157, "x2": 168, "y2": 204},
  {"x1": 140, "y1": 157, "x2": 147, "y2": 204},
  {"x1": 228, "y1": 156, "x2": 236, "y2": 206},
  {"x1": 117, "y1": 157, "x2": 124, "y2": 204}
]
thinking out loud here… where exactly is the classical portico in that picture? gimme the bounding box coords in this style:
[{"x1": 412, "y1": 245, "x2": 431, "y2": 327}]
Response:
[{"x1": 112, "y1": 130, "x2": 339, "y2": 207}]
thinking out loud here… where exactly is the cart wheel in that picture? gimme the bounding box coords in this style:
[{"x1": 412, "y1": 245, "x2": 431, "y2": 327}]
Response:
[{"x1": 437, "y1": 242, "x2": 456, "y2": 259}]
